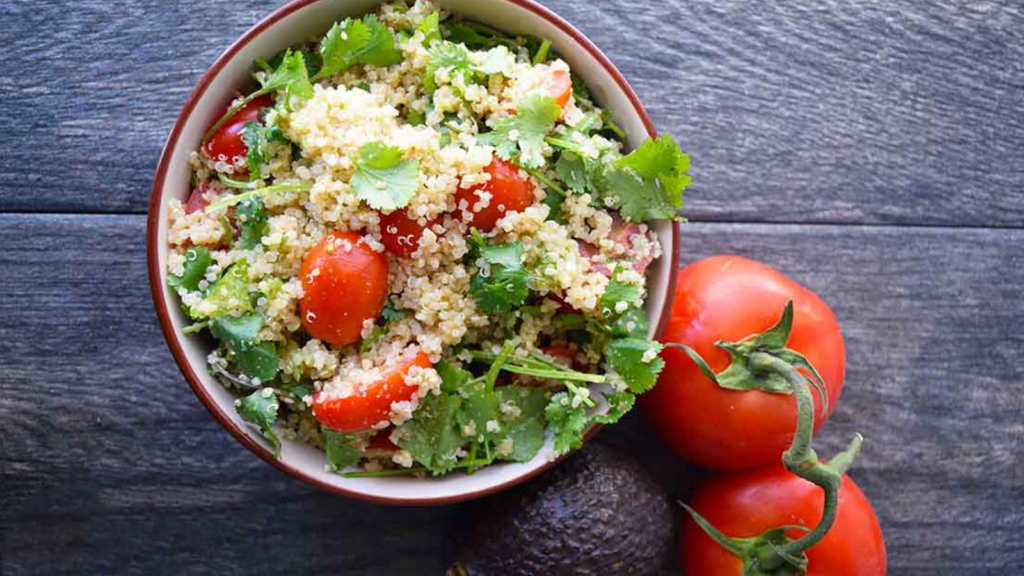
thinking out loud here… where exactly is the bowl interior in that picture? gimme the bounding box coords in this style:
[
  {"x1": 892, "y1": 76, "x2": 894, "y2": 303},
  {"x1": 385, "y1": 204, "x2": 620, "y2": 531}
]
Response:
[{"x1": 150, "y1": 0, "x2": 676, "y2": 504}]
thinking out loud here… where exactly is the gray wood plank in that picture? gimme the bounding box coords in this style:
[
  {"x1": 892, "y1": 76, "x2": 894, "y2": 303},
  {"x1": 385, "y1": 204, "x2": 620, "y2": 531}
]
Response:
[
  {"x1": 1, "y1": 214, "x2": 1021, "y2": 574},
  {"x1": 2, "y1": 0, "x2": 1023, "y2": 226}
]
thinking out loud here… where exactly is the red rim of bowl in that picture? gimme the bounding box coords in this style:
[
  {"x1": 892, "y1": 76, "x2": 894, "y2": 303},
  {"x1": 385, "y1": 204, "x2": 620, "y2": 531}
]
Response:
[{"x1": 147, "y1": 0, "x2": 681, "y2": 506}]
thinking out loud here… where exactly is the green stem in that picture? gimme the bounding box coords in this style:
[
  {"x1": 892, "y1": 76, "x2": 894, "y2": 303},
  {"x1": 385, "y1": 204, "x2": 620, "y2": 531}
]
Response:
[
  {"x1": 747, "y1": 352, "x2": 863, "y2": 568},
  {"x1": 532, "y1": 38, "x2": 552, "y2": 64},
  {"x1": 517, "y1": 165, "x2": 566, "y2": 197},
  {"x1": 544, "y1": 136, "x2": 585, "y2": 154},
  {"x1": 340, "y1": 458, "x2": 494, "y2": 478},
  {"x1": 204, "y1": 183, "x2": 312, "y2": 213}
]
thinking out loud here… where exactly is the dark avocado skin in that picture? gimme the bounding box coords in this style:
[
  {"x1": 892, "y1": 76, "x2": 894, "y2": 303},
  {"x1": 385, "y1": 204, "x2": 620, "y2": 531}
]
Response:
[{"x1": 447, "y1": 442, "x2": 674, "y2": 576}]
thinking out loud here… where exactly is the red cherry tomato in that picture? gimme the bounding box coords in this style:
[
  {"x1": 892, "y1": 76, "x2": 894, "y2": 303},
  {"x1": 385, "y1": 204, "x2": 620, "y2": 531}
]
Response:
[
  {"x1": 542, "y1": 69, "x2": 573, "y2": 108},
  {"x1": 203, "y1": 94, "x2": 273, "y2": 166},
  {"x1": 299, "y1": 232, "x2": 389, "y2": 347},
  {"x1": 680, "y1": 464, "x2": 886, "y2": 576},
  {"x1": 185, "y1": 184, "x2": 209, "y2": 214},
  {"x1": 367, "y1": 429, "x2": 399, "y2": 451},
  {"x1": 379, "y1": 209, "x2": 438, "y2": 258},
  {"x1": 313, "y1": 351, "x2": 433, "y2": 433},
  {"x1": 456, "y1": 158, "x2": 535, "y2": 231},
  {"x1": 641, "y1": 256, "x2": 845, "y2": 471}
]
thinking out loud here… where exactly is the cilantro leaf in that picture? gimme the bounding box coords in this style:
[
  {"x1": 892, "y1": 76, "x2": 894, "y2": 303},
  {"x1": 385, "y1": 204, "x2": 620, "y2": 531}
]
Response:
[
  {"x1": 425, "y1": 41, "x2": 470, "y2": 92},
  {"x1": 609, "y1": 307, "x2": 649, "y2": 338},
  {"x1": 192, "y1": 261, "x2": 252, "y2": 319},
  {"x1": 210, "y1": 313, "x2": 279, "y2": 382},
  {"x1": 436, "y1": 360, "x2": 473, "y2": 394},
  {"x1": 168, "y1": 246, "x2": 211, "y2": 292},
  {"x1": 479, "y1": 93, "x2": 560, "y2": 168},
  {"x1": 236, "y1": 389, "x2": 281, "y2": 458},
  {"x1": 592, "y1": 390, "x2": 635, "y2": 424},
  {"x1": 606, "y1": 338, "x2": 664, "y2": 394},
  {"x1": 395, "y1": 393, "x2": 465, "y2": 475},
  {"x1": 599, "y1": 270, "x2": 641, "y2": 318},
  {"x1": 235, "y1": 196, "x2": 269, "y2": 250},
  {"x1": 457, "y1": 386, "x2": 503, "y2": 443},
  {"x1": 381, "y1": 302, "x2": 411, "y2": 322},
  {"x1": 470, "y1": 241, "x2": 529, "y2": 313},
  {"x1": 418, "y1": 11, "x2": 441, "y2": 47},
  {"x1": 555, "y1": 151, "x2": 598, "y2": 194},
  {"x1": 323, "y1": 427, "x2": 363, "y2": 472},
  {"x1": 444, "y1": 21, "x2": 515, "y2": 50},
  {"x1": 259, "y1": 49, "x2": 314, "y2": 104},
  {"x1": 545, "y1": 391, "x2": 590, "y2": 454},
  {"x1": 358, "y1": 302, "x2": 411, "y2": 353},
  {"x1": 494, "y1": 386, "x2": 548, "y2": 462},
  {"x1": 351, "y1": 142, "x2": 420, "y2": 211},
  {"x1": 316, "y1": 15, "x2": 401, "y2": 79},
  {"x1": 603, "y1": 134, "x2": 691, "y2": 222},
  {"x1": 241, "y1": 121, "x2": 285, "y2": 180}
]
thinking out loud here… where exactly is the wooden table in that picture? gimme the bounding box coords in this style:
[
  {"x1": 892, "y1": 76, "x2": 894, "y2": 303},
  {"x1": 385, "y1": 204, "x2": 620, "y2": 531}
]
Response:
[{"x1": 2, "y1": 0, "x2": 1022, "y2": 573}]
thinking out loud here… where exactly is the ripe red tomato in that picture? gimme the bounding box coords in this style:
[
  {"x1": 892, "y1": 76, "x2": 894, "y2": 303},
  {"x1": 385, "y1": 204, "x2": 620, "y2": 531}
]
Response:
[
  {"x1": 680, "y1": 464, "x2": 886, "y2": 576},
  {"x1": 299, "y1": 232, "x2": 389, "y2": 347},
  {"x1": 313, "y1": 351, "x2": 432, "y2": 433},
  {"x1": 542, "y1": 69, "x2": 573, "y2": 108},
  {"x1": 641, "y1": 256, "x2": 845, "y2": 470},
  {"x1": 203, "y1": 94, "x2": 273, "y2": 165},
  {"x1": 456, "y1": 158, "x2": 535, "y2": 231},
  {"x1": 379, "y1": 208, "x2": 438, "y2": 258}
]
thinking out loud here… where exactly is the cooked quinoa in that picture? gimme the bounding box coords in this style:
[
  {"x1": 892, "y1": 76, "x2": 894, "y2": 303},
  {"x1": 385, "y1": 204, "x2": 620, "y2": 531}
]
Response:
[{"x1": 168, "y1": 0, "x2": 690, "y2": 477}]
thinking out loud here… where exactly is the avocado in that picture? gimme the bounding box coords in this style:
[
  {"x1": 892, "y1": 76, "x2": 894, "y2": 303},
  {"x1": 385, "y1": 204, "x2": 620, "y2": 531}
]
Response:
[{"x1": 447, "y1": 442, "x2": 675, "y2": 575}]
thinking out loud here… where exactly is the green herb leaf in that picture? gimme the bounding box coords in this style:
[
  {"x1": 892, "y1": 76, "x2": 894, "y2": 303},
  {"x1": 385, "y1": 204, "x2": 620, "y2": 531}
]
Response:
[
  {"x1": 457, "y1": 386, "x2": 503, "y2": 442},
  {"x1": 236, "y1": 389, "x2": 281, "y2": 458},
  {"x1": 603, "y1": 134, "x2": 690, "y2": 222},
  {"x1": 555, "y1": 151, "x2": 598, "y2": 194},
  {"x1": 609, "y1": 307, "x2": 649, "y2": 338},
  {"x1": 316, "y1": 15, "x2": 402, "y2": 79},
  {"x1": 470, "y1": 241, "x2": 529, "y2": 314},
  {"x1": 259, "y1": 49, "x2": 314, "y2": 104},
  {"x1": 425, "y1": 41, "x2": 470, "y2": 92},
  {"x1": 545, "y1": 391, "x2": 589, "y2": 454},
  {"x1": 479, "y1": 93, "x2": 561, "y2": 168},
  {"x1": 592, "y1": 390, "x2": 635, "y2": 424},
  {"x1": 494, "y1": 385, "x2": 548, "y2": 462},
  {"x1": 599, "y1": 270, "x2": 641, "y2": 318},
  {"x1": 606, "y1": 338, "x2": 664, "y2": 394},
  {"x1": 168, "y1": 246, "x2": 211, "y2": 292},
  {"x1": 192, "y1": 261, "x2": 253, "y2": 318},
  {"x1": 444, "y1": 21, "x2": 515, "y2": 50},
  {"x1": 351, "y1": 142, "x2": 420, "y2": 211},
  {"x1": 381, "y1": 302, "x2": 412, "y2": 322},
  {"x1": 395, "y1": 393, "x2": 465, "y2": 475},
  {"x1": 323, "y1": 427, "x2": 363, "y2": 472},
  {"x1": 418, "y1": 11, "x2": 441, "y2": 47},
  {"x1": 235, "y1": 196, "x2": 269, "y2": 249},
  {"x1": 436, "y1": 360, "x2": 473, "y2": 394},
  {"x1": 240, "y1": 121, "x2": 285, "y2": 179},
  {"x1": 210, "y1": 313, "x2": 280, "y2": 382}
]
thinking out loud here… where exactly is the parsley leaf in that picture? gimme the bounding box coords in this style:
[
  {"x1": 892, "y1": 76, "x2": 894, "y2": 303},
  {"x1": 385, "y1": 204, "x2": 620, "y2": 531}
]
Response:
[
  {"x1": 494, "y1": 385, "x2": 548, "y2": 462},
  {"x1": 470, "y1": 241, "x2": 529, "y2": 313},
  {"x1": 545, "y1": 391, "x2": 590, "y2": 454},
  {"x1": 395, "y1": 393, "x2": 465, "y2": 475},
  {"x1": 425, "y1": 41, "x2": 471, "y2": 92},
  {"x1": 602, "y1": 134, "x2": 691, "y2": 222},
  {"x1": 315, "y1": 15, "x2": 402, "y2": 80},
  {"x1": 351, "y1": 142, "x2": 420, "y2": 211},
  {"x1": 606, "y1": 338, "x2": 664, "y2": 394},
  {"x1": 418, "y1": 11, "x2": 441, "y2": 47},
  {"x1": 168, "y1": 246, "x2": 211, "y2": 292},
  {"x1": 479, "y1": 93, "x2": 560, "y2": 168},
  {"x1": 323, "y1": 427, "x2": 363, "y2": 472},
  {"x1": 235, "y1": 196, "x2": 269, "y2": 250},
  {"x1": 192, "y1": 261, "x2": 252, "y2": 319},
  {"x1": 210, "y1": 313, "x2": 279, "y2": 382},
  {"x1": 236, "y1": 389, "x2": 281, "y2": 458}
]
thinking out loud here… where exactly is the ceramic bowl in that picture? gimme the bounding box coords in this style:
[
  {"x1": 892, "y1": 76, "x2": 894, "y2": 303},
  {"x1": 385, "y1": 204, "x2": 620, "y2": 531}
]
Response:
[{"x1": 148, "y1": 0, "x2": 680, "y2": 505}]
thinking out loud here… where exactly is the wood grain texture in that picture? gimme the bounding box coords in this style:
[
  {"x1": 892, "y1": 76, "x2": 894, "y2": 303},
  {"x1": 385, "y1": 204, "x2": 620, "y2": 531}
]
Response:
[
  {"x1": 1, "y1": 0, "x2": 1023, "y2": 225},
  {"x1": 1, "y1": 215, "x2": 1021, "y2": 575}
]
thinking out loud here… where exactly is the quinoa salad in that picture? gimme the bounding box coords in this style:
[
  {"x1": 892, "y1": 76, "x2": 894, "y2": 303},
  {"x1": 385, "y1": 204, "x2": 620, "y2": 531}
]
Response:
[{"x1": 167, "y1": 0, "x2": 691, "y2": 477}]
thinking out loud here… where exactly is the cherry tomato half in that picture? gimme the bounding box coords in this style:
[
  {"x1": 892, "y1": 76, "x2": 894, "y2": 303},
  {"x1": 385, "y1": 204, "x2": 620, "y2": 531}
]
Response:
[
  {"x1": 299, "y1": 232, "x2": 389, "y2": 347},
  {"x1": 379, "y1": 209, "x2": 438, "y2": 258},
  {"x1": 641, "y1": 256, "x2": 846, "y2": 470},
  {"x1": 542, "y1": 69, "x2": 573, "y2": 108},
  {"x1": 456, "y1": 158, "x2": 535, "y2": 232},
  {"x1": 680, "y1": 464, "x2": 886, "y2": 576},
  {"x1": 313, "y1": 351, "x2": 433, "y2": 433},
  {"x1": 203, "y1": 94, "x2": 273, "y2": 166}
]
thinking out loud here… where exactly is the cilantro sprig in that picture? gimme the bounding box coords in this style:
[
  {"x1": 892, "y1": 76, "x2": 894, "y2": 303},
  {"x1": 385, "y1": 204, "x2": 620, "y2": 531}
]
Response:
[
  {"x1": 478, "y1": 93, "x2": 561, "y2": 168},
  {"x1": 236, "y1": 388, "x2": 282, "y2": 458},
  {"x1": 469, "y1": 239, "x2": 530, "y2": 314},
  {"x1": 314, "y1": 15, "x2": 402, "y2": 81},
  {"x1": 351, "y1": 142, "x2": 421, "y2": 211},
  {"x1": 602, "y1": 134, "x2": 691, "y2": 221}
]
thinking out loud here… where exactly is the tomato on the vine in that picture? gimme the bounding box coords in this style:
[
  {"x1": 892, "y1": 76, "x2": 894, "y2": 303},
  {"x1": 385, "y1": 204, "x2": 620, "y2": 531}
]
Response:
[
  {"x1": 299, "y1": 232, "x2": 389, "y2": 347},
  {"x1": 680, "y1": 464, "x2": 886, "y2": 576},
  {"x1": 642, "y1": 256, "x2": 846, "y2": 470}
]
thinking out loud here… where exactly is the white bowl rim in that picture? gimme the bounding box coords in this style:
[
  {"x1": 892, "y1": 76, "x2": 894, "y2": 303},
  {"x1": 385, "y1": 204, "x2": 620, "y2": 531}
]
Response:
[{"x1": 147, "y1": 0, "x2": 681, "y2": 506}]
